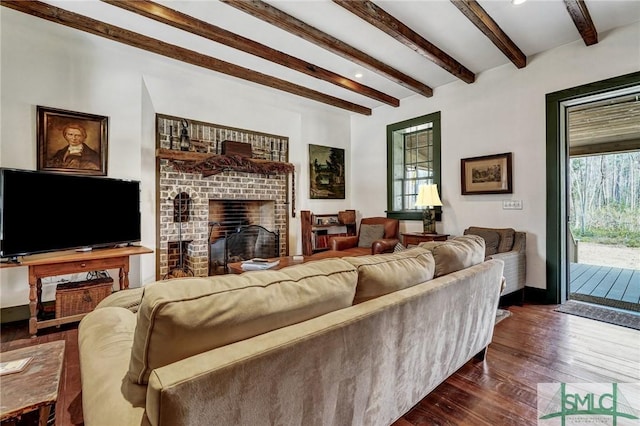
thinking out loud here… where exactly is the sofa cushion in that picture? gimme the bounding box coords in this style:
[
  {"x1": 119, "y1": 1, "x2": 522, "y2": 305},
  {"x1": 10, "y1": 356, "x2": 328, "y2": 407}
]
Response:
[
  {"x1": 466, "y1": 226, "x2": 515, "y2": 253},
  {"x1": 344, "y1": 247, "x2": 435, "y2": 304},
  {"x1": 358, "y1": 224, "x2": 385, "y2": 248},
  {"x1": 495, "y1": 228, "x2": 516, "y2": 252},
  {"x1": 128, "y1": 258, "x2": 358, "y2": 384},
  {"x1": 419, "y1": 235, "x2": 485, "y2": 277},
  {"x1": 463, "y1": 228, "x2": 500, "y2": 256}
]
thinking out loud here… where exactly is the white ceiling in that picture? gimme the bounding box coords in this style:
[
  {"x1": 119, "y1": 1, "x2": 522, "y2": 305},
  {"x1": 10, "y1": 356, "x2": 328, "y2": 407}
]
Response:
[{"x1": 39, "y1": 0, "x2": 640, "y2": 112}]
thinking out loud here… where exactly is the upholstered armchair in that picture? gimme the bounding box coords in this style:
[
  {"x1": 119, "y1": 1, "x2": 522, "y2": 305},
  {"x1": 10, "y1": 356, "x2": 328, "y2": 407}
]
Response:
[
  {"x1": 463, "y1": 226, "x2": 526, "y2": 299},
  {"x1": 329, "y1": 217, "x2": 400, "y2": 256}
]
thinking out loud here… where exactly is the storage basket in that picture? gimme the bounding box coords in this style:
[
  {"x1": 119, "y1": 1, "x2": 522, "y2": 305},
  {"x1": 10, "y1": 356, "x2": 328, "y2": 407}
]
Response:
[{"x1": 55, "y1": 277, "x2": 114, "y2": 318}]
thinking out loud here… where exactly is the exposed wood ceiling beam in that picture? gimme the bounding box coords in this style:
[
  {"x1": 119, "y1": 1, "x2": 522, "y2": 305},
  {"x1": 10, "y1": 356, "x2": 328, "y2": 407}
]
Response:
[
  {"x1": 102, "y1": 0, "x2": 398, "y2": 107},
  {"x1": 450, "y1": 0, "x2": 526, "y2": 69},
  {"x1": 564, "y1": 0, "x2": 598, "y2": 46},
  {"x1": 220, "y1": 0, "x2": 433, "y2": 98},
  {"x1": 333, "y1": 0, "x2": 475, "y2": 84},
  {"x1": 0, "y1": 1, "x2": 371, "y2": 115}
]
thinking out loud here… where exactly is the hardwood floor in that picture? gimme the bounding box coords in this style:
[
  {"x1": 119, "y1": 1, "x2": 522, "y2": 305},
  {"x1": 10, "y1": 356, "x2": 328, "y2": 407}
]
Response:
[{"x1": 2, "y1": 303, "x2": 639, "y2": 426}]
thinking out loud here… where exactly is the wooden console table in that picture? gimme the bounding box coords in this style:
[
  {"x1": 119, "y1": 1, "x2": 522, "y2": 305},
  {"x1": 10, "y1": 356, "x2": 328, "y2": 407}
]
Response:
[{"x1": 2, "y1": 246, "x2": 152, "y2": 337}]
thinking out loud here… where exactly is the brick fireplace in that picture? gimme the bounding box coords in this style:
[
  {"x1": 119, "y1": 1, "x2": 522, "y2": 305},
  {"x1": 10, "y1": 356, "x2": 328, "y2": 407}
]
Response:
[{"x1": 156, "y1": 114, "x2": 291, "y2": 279}]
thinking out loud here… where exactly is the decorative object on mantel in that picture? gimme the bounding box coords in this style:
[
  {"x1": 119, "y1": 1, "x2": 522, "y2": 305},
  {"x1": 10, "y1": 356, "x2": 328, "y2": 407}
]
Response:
[
  {"x1": 221, "y1": 140, "x2": 252, "y2": 157},
  {"x1": 162, "y1": 150, "x2": 294, "y2": 176},
  {"x1": 179, "y1": 119, "x2": 191, "y2": 151},
  {"x1": 415, "y1": 184, "x2": 443, "y2": 233},
  {"x1": 461, "y1": 152, "x2": 513, "y2": 195},
  {"x1": 157, "y1": 148, "x2": 297, "y2": 218}
]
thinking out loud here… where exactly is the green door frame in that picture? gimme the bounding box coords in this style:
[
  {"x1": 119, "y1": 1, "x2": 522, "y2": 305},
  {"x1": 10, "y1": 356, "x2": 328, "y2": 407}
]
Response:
[{"x1": 545, "y1": 71, "x2": 640, "y2": 304}]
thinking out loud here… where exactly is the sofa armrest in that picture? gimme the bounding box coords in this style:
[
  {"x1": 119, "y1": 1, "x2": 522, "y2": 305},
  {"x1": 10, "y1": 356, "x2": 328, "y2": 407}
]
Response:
[
  {"x1": 330, "y1": 235, "x2": 358, "y2": 251},
  {"x1": 491, "y1": 249, "x2": 526, "y2": 295},
  {"x1": 96, "y1": 286, "x2": 145, "y2": 313},
  {"x1": 372, "y1": 238, "x2": 400, "y2": 254},
  {"x1": 511, "y1": 231, "x2": 526, "y2": 253},
  {"x1": 79, "y1": 307, "x2": 147, "y2": 426}
]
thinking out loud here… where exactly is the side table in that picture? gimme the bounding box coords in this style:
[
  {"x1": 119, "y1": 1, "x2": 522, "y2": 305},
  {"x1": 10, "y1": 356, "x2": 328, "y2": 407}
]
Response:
[
  {"x1": 0, "y1": 340, "x2": 65, "y2": 426},
  {"x1": 401, "y1": 233, "x2": 450, "y2": 246}
]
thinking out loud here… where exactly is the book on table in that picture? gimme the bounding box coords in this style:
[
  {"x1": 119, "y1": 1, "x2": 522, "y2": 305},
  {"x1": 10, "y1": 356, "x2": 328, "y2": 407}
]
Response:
[
  {"x1": 0, "y1": 357, "x2": 32, "y2": 376},
  {"x1": 241, "y1": 258, "x2": 280, "y2": 271}
]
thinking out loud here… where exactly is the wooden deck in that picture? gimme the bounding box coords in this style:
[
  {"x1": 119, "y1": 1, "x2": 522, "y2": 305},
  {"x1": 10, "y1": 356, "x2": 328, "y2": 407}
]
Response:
[{"x1": 570, "y1": 262, "x2": 640, "y2": 312}]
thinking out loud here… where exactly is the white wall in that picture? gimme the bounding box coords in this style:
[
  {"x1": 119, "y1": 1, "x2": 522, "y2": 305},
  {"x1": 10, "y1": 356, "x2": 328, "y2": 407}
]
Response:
[
  {"x1": 351, "y1": 22, "x2": 640, "y2": 290},
  {"x1": 1, "y1": 6, "x2": 638, "y2": 308},
  {"x1": 0, "y1": 7, "x2": 352, "y2": 308}
]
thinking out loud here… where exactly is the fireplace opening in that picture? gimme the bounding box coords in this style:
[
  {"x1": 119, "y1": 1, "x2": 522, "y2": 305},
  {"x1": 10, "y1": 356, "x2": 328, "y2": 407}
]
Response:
[{"x1": 208, "y1": 200, "x2": 277, "y2": 274}]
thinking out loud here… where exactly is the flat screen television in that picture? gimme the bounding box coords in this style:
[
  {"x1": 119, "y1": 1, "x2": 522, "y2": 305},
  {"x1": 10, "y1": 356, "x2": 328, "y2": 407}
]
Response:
[{"x1": 0, "y1": 168, "x2": 141, "y2": 260}]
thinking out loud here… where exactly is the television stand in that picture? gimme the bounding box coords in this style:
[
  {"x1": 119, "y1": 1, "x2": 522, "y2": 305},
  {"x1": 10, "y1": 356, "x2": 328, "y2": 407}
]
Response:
[
  {"x1": 0, "y1": 257, "x2": 20, "y2": 264},
  {"x1": 75, "y1": 247, "x2": 93, "y2": 252},
  {"x1": 3, "y1": 246, "x2": 153, "y2": 337}
]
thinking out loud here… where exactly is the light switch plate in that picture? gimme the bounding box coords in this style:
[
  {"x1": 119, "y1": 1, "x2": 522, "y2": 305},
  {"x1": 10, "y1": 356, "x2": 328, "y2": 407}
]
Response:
[{"x1": 503, "y1": 200, "x2": 523, "y2": 210}]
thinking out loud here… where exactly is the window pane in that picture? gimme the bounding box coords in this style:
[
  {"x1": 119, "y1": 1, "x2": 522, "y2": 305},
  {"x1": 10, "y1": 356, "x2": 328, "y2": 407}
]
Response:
[{"x1": 387, "y1": 112, "x2": 441, "y2": 217}]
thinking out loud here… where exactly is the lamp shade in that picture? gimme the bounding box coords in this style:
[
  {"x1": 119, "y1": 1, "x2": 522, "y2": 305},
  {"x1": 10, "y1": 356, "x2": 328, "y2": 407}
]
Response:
[{"x1": 415, "y1": 184, "x2": 443, "y2": 207}]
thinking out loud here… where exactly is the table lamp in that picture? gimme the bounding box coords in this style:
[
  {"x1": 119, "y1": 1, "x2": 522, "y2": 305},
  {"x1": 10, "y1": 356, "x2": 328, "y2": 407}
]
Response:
[{"x1": 415, "y1": 184, "x2": 442, "y2": 233}]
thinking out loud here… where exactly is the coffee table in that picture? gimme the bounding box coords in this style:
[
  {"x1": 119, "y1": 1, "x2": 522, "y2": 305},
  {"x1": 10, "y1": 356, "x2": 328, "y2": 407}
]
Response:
[
  {"x1": 0, "y1": 340, "x2": 65, "y2": 426},
  {"x1": 227, "y1": 251, "x2": 353, "y2": 274}
]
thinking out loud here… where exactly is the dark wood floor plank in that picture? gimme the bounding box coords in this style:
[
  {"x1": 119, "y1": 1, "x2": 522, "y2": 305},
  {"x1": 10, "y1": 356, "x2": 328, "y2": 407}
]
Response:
[{"x1": 2, "y1": 303, "x2": 639, "y2": 426}]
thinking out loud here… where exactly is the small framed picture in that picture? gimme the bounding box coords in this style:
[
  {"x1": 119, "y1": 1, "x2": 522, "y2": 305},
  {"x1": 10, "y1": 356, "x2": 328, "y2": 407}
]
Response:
[
  {"x1": 37, "y1": 106, "x2": 108, "y2": 176},
  {"x1": 461, "y1": 152, "x2": 512, "y2": 195}
]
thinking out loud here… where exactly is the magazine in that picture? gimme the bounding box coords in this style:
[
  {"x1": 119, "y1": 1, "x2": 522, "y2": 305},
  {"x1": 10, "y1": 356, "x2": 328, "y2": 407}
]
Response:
[
  {"x1": 241, "y1": 258, "x2": 280, "y2": 271},
  {"x1": 0, "y1": 356, "x2": 32, "y2": 376}
]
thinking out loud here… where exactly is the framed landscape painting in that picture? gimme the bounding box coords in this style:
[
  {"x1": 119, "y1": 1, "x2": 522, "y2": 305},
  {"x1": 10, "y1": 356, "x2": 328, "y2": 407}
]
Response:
[
  {"x1": 309, "y1": 144, "x2": 345, "y2": 199},
  {"x1": 461, "y1": 152, "x2": 512, "y2": 195},
  {"x1": 37, "y1": 106, "x2": 108, "y2": 176}
]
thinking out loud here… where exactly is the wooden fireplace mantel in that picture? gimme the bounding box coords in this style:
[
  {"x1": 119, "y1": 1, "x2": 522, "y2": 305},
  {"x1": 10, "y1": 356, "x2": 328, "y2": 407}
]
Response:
[{"x1": 156, "y1": 148, "x2": 295, "y2": 177}]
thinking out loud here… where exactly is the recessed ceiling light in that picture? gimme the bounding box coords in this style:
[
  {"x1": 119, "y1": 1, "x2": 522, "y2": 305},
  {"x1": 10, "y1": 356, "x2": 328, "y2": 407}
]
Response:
[
  {"x1": 354, "y1": 72, "x2": 363, "y2": 79},
  {"x1": 512, "y1": 0, "x2": 527, "y2": 5}
]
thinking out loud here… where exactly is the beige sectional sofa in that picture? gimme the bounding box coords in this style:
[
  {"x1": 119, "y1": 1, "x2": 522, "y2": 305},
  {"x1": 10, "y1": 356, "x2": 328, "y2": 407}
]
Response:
[
  {"x1": 463, "y1": 226, "x2": 526, "y2": 297},
  {"x1": 79, "y1": 235, "x2": 504, "y2": 426}
]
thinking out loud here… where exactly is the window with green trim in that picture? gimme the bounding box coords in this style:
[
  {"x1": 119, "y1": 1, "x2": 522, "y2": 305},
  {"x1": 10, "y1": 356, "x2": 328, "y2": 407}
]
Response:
[{"x1": 386, "y1": 112, "x2": 441, "y2": 220}]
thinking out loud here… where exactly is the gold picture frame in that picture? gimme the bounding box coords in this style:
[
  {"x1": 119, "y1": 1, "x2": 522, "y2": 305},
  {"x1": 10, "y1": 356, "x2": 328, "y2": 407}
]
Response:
[
  {"x1": 461, "y1": 152, "x2": 512, "y2": 195},
  {"x1": 37, "y1": 106, "x2": 108, "y2": 176}
]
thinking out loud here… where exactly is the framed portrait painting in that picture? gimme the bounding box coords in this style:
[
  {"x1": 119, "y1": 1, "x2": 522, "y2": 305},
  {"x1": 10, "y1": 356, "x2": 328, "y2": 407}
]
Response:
[
  {"x1": 309, "y1": 144, "x2": 345, "y2": 199},
  {"x1": 37, "y1": 106, "x2": 108, "y2": 176},
  {"x1": 461, "y1": 152, "x2": 512, "y2": 195}
]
